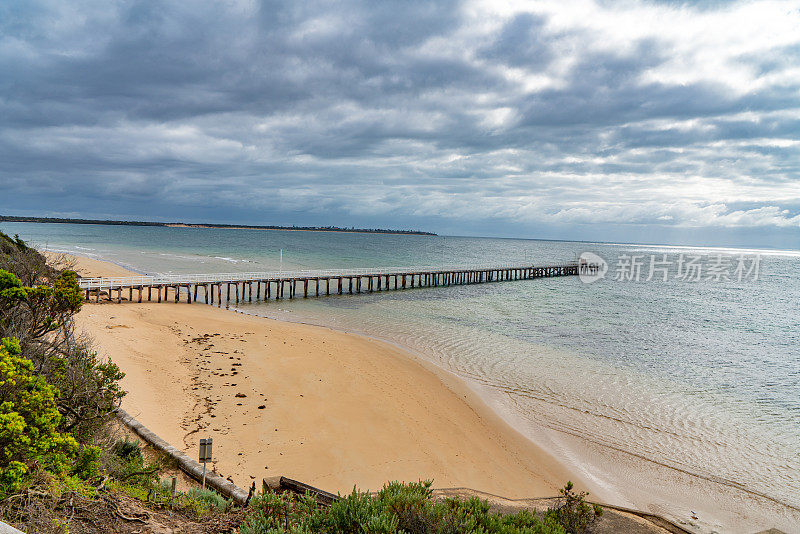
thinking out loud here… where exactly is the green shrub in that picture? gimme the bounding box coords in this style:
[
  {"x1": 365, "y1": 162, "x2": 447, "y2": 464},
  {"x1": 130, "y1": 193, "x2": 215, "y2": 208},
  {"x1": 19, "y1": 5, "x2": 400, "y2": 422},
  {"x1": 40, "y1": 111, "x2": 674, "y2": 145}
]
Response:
[
  {"x1": 239, "y1": 481, "x2": 566, "y2": 534},
  {"x1": 188, "y1": 486, "x2": 230, "y2": 512},
  {"x1": 545, "y1": 481, "x2": 602, "y2": 534},
  {"x1": 71, "y1": 445, "x2": 102, "y2": 479},
  {"x1": 111, "y1": 438, "x2": 142, "y2": 462},
  {"x1": 104, "y1": 438, "x2": 160, "y2": 489},
  {"x1": 327, "y1": 488, "x2": 399, "y2": 533},
  {"x1": 0, "y1": 337, "x2": 78, "y2": 497},
  {"x1": 240, "y1": 490, "x2": 317, "y2": 534}
]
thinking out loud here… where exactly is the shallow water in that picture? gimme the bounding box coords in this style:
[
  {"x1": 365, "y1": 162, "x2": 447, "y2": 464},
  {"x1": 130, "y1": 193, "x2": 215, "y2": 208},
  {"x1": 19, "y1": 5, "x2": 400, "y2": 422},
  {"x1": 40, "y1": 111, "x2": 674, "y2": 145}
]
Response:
[{"x1": 4, "y1": 222, "x2": 799, "y2": 532}]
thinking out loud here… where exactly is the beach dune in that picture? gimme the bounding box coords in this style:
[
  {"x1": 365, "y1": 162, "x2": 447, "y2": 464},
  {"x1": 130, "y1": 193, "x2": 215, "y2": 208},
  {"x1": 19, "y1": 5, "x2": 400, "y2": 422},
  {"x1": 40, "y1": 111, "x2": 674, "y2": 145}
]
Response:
[{"x1": 71, "y1": 255, "x2": 576, "y2": 497}]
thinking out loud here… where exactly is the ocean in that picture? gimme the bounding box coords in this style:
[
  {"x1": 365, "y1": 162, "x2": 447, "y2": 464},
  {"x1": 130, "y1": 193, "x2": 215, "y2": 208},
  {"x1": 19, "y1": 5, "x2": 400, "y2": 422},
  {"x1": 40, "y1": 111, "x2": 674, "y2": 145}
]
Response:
[{"x1": 3, "y1": 221, "x2": 798, "y2": 533}]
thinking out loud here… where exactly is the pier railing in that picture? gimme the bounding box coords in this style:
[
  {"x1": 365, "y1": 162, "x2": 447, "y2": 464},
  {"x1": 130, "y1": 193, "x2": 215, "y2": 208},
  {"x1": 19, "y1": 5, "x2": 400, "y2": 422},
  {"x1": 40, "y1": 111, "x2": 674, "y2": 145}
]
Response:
[
  {"x1": 77, "y1": 262, "x2": 577, "y2": 289},
  {"x1": 78, "y1": 261, "x2": 599, "y2": 305}
]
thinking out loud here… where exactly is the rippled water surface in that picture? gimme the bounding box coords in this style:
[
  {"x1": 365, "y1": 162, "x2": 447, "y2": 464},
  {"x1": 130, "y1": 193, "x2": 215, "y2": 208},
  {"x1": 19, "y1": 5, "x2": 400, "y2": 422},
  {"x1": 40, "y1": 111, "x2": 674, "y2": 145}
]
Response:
[{"x1": 4, "y1": 222, "x2": 799, "y2": 532}]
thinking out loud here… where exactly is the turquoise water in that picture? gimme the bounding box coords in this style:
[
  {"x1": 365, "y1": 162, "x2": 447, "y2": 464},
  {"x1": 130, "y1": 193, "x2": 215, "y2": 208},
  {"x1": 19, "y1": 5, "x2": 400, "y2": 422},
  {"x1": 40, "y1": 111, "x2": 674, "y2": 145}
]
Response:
[{"x1": 4, "y1": 222, "x2": 799, "y2": 532}]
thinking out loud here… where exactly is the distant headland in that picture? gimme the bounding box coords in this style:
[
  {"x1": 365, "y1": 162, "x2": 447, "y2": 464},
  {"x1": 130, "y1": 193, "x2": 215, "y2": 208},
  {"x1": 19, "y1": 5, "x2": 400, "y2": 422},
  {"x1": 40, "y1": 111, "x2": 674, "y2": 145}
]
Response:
[{"x1": 0, "y1": 215, "x2": 436, "y2": 236}]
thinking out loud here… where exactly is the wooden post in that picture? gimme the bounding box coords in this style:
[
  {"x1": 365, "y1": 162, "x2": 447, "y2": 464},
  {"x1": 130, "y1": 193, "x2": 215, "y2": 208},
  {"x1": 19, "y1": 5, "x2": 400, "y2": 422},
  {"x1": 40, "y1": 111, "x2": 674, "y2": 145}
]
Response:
[
  {"x1": 235, "y1": 283, "x2": 239, "y2": 304},
  {"x1": 315, "y1": 279, "x2": 319, "y2": 297},
  {"x1": 257, "y1": 281, "x2": 261, "y2": 300},
  {"x1": 304, "y1": 279, "x2": 309, "y2": 297}
]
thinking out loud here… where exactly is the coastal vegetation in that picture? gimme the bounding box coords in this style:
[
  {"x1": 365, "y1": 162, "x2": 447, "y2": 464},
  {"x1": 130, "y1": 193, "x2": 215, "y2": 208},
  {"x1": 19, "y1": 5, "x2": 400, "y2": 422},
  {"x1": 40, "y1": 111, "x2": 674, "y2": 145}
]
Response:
[
  {"x1": 0, "y1": 231, "x2": 242, "y2": 531},
  {"x1": 0, "y1": 215, "x2": 437, "y2": 235},
  {"x1": 239, "y1": 480, "x2": 594, "y2": 534},
  {"x1": 0, "y1": 229, "x2": 603, "y2": 533}
]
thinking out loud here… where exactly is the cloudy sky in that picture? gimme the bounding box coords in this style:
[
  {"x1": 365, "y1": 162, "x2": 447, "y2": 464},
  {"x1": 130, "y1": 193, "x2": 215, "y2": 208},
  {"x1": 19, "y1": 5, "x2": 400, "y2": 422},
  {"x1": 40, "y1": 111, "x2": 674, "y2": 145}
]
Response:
[{"x1": 1, "y1": 0, "x2": 799, "y2": 247}]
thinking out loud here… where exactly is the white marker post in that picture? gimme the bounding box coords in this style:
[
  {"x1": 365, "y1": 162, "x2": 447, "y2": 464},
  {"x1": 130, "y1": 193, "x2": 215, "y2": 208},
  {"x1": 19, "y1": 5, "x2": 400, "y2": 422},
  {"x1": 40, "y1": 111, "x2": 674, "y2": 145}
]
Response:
[{"x1": 199, "y1": 437, "x2": 213, "y2": 489}]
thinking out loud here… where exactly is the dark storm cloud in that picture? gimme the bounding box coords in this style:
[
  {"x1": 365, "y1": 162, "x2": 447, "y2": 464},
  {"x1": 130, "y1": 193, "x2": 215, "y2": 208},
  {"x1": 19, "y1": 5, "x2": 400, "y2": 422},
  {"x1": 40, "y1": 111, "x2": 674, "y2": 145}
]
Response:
[{"x1": 1, "y1": 0, "x2": 799, "y2": 243}]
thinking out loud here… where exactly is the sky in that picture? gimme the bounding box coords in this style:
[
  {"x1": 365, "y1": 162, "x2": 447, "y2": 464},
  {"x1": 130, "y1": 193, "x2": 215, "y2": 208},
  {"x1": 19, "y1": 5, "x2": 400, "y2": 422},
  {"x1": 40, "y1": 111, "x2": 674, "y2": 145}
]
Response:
[{"x1": 1, "y1": 0, "x2": 799, "y2": 248}]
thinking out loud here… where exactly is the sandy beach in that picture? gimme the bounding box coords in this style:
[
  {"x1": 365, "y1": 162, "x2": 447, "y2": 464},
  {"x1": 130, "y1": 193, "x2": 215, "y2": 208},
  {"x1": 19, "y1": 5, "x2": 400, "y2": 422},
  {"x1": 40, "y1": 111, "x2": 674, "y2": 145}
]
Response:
[{"x1": 69, "y1": 254, "x2": 577, "y2": 497}]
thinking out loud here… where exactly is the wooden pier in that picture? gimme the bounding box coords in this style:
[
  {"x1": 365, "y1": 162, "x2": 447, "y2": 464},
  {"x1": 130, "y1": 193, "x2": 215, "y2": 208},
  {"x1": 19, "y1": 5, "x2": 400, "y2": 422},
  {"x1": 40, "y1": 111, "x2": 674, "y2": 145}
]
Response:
[{"x1": 77, "y1": 262, "x2": 599, "y2": 306}]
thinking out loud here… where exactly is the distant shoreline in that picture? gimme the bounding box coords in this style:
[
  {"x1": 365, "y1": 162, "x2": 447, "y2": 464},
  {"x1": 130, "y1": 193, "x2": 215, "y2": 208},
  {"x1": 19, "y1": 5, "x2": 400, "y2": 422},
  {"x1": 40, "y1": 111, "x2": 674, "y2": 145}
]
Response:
[{"x1": 0, "y1": 215, "x2": 436, "y2": 236}]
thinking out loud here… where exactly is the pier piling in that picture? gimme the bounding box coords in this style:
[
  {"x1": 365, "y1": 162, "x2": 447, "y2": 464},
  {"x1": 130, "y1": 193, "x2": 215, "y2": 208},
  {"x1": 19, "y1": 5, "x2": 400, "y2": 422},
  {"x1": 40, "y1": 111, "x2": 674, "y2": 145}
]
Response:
[{"x1": 79, "y1": 262, "x2": 593, "y2": 307}]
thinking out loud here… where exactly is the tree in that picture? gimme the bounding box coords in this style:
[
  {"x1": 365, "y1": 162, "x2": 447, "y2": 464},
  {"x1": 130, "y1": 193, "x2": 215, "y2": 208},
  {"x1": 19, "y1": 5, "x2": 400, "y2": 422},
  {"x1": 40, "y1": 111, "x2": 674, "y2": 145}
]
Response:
[
  {"x1": 0, "y1": 229, "x2": 126, "y2": 441},
  {"x1": 51, "y1": 348, "x2": 125, "y2": 442},
  {"x1": 0, "y1": 268, "x2": 82, "y2": 347},
  {"x1": 0, "y1": 267, "x2": 124, "y2": 440}
]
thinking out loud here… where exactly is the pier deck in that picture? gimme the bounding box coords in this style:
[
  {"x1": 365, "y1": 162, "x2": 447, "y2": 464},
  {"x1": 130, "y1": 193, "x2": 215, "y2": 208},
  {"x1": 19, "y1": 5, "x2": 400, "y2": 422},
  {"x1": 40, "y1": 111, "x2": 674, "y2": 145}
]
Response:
[{"x1": 78, "y1": 262, "x2": 599, "y2": 305}]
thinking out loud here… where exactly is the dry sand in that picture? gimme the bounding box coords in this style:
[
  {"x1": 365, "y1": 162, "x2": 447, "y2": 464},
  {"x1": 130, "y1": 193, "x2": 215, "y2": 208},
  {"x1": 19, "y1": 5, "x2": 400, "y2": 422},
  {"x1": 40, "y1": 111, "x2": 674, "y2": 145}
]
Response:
[{"x1": 70, "y1": 254, "x2": 578, "y2": 497}]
